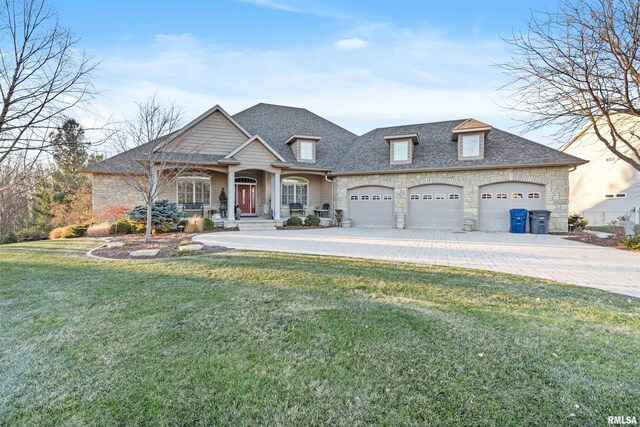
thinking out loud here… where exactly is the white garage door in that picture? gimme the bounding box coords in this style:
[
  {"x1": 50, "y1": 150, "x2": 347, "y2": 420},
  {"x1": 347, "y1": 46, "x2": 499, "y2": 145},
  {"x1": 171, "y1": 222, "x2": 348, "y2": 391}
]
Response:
[
  {"x1": 347, "y1": 186, "x2": 394, "y2": 227},
  {"x1": 479, "y1": 182, "x2": 545, "y2": 231},
  {"x1": 408, "y1": 184, "x2": 463, "y2": 229}
]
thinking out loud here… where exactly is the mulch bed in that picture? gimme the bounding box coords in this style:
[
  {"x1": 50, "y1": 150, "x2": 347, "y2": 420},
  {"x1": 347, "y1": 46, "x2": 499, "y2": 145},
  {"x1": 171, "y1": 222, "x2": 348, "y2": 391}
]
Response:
[
  {"x1": 276, "y1": 226, "x2": 334, "y2": 230},
  {"x1": 564, "y1": 230, "x2": 628, "y2": 249},
  {"x1": 91, "y1": 233, "x2": 228, "y2": 260}
]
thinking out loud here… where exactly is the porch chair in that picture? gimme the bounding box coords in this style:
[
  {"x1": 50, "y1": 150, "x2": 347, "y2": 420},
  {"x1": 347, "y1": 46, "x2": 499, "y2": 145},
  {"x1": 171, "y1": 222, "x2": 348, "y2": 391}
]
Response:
[
  {"x1": 314, "y1": 203, "x2": 330, "y2": 217},
  {"x1": 289, "y1": 202, "x2": 305, "y2": 217}
]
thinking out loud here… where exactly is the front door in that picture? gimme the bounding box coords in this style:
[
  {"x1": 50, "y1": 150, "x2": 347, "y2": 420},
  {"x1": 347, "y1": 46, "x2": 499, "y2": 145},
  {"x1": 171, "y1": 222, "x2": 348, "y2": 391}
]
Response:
[{"x1": 235, "y1": 184, "x2": 256, "y2": 215}]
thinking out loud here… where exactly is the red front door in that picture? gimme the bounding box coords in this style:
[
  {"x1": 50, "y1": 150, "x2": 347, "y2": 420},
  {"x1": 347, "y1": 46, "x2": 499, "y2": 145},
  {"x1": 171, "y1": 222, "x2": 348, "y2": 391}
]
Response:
[{"x1": 235, "y1": 184, "x2": 255, "y2": 215}]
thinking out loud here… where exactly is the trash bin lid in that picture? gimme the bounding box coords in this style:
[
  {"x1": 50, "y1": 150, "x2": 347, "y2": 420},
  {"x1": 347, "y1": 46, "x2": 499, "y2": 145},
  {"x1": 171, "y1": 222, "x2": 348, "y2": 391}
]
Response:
[
  {"x1": 510, "y1": 208, "x2": 528, "y2": 214},
  {"x1": 528, "y1": 210, "x2": 551, "y2": 214}
]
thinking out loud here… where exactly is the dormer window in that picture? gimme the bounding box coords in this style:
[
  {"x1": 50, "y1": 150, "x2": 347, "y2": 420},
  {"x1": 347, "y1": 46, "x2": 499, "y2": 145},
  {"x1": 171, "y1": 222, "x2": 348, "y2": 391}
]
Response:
[
  {"x1": 285, "y1": 134, "x2": 320, "y2": 163},
  {"x1": 462, "y1": 134, "x2": 480, "y2": 157},
  {"x1": 452, "y1": 118, "x2": 491, "y2": 161},
  {"x1": 384, "y1": 133, "x2": 419, "y2": 165}
]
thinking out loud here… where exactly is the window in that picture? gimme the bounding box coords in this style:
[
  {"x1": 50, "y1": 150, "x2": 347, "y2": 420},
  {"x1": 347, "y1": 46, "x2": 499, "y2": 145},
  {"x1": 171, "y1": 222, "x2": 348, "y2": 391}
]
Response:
[
  {"x1": 511, "y1": 193, "x2": 524, "y2": 199},
  {"x1": 422, "y1": 194, "x2": 432, "y2": 200},
  {"x1": 410, "y1": 194, "x2": 420, "y2": 200},
  {"x1": 177, "y1": 176, "x2": 211, "y2": 205},
  {"x1": 605, "y1": 193, "x2": 627, "y2": 198},
  {"x1": 282, "y1": 177, "x2": 308, "y2": 205},
  {"x1": 481, "y1": 193, "x2": 492, "y2": 199},
  {"x1": 449, "y1": 194, "x2": 460, "y2": 200},
  {"x1": 299, "y1": 140, "x2": 314, "y2": 161},
  {"x1": 527, "y1": 192, "x2": 540, "y2": 199},
  {"x1": 435, "y1": 194, "x2": 445, "y2": 200},
  {"x1": 383, "y1": 195, "x2": 392, "y2": 200},
  {"x1": 606, "y1": 156, "x2": 616, "y2": 162},
  {"x1": 392, "y1": 140, "x2": 409, "y2": 162},
  {"x1": 372, "y1": 195, "x2": 381, "y2": 200},
  {"x1": 350, "y1": 195, "x2": 358, "y2": 200},
  {"x1": 496, "y1": 193, "x2": 507, "y2": 199},
  {"x1": 462, "y1": 134, "x2": 480, "y2": 157},
  {"x1": 361, "y1": 195, "x2": 370, "y2": 200}
]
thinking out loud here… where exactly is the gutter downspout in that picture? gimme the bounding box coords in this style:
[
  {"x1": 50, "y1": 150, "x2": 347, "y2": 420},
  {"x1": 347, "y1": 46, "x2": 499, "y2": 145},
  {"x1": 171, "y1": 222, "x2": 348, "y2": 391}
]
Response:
[{"x1": 325, "y1": 173, "x2": 334, "y2": 220}]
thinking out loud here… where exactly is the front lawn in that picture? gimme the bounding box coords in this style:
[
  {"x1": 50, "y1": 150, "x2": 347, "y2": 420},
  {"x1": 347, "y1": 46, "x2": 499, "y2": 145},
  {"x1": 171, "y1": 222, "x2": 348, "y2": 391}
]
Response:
[{"x1": 1, "y1": 239, "x2": 638, "y2": 425}]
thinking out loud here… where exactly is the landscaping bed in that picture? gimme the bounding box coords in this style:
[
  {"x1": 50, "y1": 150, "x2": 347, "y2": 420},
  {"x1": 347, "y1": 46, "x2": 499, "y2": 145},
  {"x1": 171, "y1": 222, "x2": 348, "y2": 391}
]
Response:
[
  {"x1": 91, "y1": 233, "x2": 229, "y2": 259},
  {"x1": 565, "y1": 229, "x2": 638, "y2": 251}
]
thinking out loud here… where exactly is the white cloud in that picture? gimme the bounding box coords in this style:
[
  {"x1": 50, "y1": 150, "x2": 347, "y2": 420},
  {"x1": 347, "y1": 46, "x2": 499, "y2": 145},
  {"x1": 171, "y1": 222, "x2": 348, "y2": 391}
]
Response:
[
  {"x1": 84, "y1": 24, "x2": 560, "y2": 148},
  {"x1": 333, "y1": 37, "x2": 368, "y2": 50}
]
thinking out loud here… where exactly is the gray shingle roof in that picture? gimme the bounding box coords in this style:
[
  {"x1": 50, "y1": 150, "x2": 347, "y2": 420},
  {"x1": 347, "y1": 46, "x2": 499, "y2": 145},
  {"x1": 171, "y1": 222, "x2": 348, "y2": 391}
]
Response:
[
  {"x1": 86, "y1": 104, "x2": 585, "y2": 175},
  {"x1": 232, "y1": 103, "x2": 357, "y2": 169},
  {"x1": 334, "y1": 120, "x2": 585, "y2": 173}
]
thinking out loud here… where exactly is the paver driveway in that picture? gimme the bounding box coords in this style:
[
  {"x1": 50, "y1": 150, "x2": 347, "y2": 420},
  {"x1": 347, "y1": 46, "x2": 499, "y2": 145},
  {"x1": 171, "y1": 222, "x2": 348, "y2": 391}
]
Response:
[{"x1": 194, "y1": 228, "x2": 640, "y2": 298}]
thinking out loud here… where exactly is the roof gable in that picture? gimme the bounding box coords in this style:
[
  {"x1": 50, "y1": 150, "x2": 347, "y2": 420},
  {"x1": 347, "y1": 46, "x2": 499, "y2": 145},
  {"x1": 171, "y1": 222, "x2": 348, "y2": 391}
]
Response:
[{"x1": 226, "y1": 135, "x2": 286, "y2": 162}]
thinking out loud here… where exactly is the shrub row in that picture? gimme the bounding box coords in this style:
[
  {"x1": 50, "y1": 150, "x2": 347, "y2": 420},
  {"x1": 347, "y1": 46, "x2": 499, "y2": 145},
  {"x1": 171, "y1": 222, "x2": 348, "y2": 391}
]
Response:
[
  {"x1": 285, "y1": 214, "x2": 321, "y2": 227},
  {"x1": 0, "y1": 228, "x2": 47, "y2": 245},
  {"x1": 623, "y1": 235, "x2": 640, "y2": 250}
]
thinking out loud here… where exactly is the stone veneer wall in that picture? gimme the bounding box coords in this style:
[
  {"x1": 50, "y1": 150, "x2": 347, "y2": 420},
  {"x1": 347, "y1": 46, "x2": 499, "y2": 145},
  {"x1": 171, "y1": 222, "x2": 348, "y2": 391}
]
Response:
[
  {"x1": 333, "y1": 167, "x2": 570, "y2": 232},
  {"x1": 91, "y1": 174, "x2": 176, "y2": 215}
]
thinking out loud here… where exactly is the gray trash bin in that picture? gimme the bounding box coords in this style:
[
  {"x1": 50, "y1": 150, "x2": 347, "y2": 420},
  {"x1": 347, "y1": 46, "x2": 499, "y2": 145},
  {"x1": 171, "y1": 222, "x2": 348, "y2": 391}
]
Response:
[{"x1": 529, "y1": 210, "x2": 551, "y2": 234}]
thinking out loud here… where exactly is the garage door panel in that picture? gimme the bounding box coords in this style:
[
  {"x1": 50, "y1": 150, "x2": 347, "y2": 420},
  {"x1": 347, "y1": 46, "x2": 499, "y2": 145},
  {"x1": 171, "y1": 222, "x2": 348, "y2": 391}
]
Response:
[
  {"x1": 479, "y1": 182, "x2": 545, "y2": 231},
  {"x1": 408, "y1": 184, "x2": 463, "y2": 229},
  {"x1": 348, "y1": 186, "x2": 394, "y2": 227}
]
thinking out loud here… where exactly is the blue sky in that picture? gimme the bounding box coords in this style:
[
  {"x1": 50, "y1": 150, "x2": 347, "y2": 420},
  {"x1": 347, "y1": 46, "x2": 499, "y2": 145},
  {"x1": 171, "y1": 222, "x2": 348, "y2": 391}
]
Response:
[{"x1": 51, "y1": 0, "x2": 561, "y2": 146}]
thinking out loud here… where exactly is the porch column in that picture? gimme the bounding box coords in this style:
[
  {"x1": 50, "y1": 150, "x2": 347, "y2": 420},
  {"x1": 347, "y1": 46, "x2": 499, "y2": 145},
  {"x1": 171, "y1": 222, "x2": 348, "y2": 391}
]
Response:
[
  {"x1": 273, "y1": 171, "x2": 281, "y2": 221},
  {"x1": 227, "y1": 170, "x2": 236, "y2": 223},
  {"x1": 270, "y1": 174, "x2": 276, "y2": 218}
]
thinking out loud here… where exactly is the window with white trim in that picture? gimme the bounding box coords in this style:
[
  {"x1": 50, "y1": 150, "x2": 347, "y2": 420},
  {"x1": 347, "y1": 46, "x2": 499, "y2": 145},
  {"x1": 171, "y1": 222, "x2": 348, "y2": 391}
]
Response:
[
  {"x1": 435, "y1": 194, "x2": 445, "y2": 200},
  {"x1": 392, "y1": 140, "x2": 409, "y2": 162},
  {"x1": 177, "y1": 176, "x2": 211, "y2": 205},
  {"x1": 282, "y1": 177, "x2": 308, "y2": 205},
  {"x1": 361, "y1": 195, "x2": 370, "y2": 200},
  {"x1": 383, "y1": 195, "x2": 392, "y2": 200},
  {"x1": 350, "y1": 195, "x2": 358, "y2": 200},
  {"x1": 461, "y1": 134, "x2": 480, "y2": 157},
  {"x1": 423, "y1": 194, "x2": 432, "y2": 200},
  {"x1": 511, "y1": 193, "x2": 524, "y2": 199},
  {"x1": 299, "y1": 140, "x2": 314, "y2": 161},
  {"x1": 481, "y1": 193, "x2": 492, "y2": 199},
  {"x1": 410, "y1": 194, "x2": 420, "y2": 200},
  {"x1": 527, "y1": 192, "x2": 540, "y2": 199},
  {"x1": 605, "y1": 193, "x2": 626, "y2": 198},
  {"x1": 496, "y1": 193, "x2": 507, "y2": 199},
  {"x1": 372, "y1": 195, "x2": 381, "y2": 200},
  {"x1": 449, "y1": 194, "x2": 460, "y2": 200}
]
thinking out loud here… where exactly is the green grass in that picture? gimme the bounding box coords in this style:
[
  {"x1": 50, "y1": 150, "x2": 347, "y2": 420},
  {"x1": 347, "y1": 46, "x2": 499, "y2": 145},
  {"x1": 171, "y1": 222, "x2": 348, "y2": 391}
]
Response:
[
  {"x1": 587, "y1": 225, "x2": 640, "y2": 234},
  {"x1": 1, "y1": 239, "x2": 639, "y2": 426}
]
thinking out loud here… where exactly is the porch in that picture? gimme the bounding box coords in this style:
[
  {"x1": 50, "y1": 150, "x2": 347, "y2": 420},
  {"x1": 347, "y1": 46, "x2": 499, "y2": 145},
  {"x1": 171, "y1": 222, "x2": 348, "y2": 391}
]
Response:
[{"x1": 173, "y1": 168, "x2": 334, "y2": 227}]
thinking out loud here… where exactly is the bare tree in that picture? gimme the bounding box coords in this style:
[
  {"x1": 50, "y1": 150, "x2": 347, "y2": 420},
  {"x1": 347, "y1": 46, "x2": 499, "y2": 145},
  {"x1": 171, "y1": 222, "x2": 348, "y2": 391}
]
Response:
[
  {"x1": 500, "y1": 0, "x2": 640, "y2": 171},
  {"x1": 116, "y1": 95, "x2": 202, "y2": 243}
]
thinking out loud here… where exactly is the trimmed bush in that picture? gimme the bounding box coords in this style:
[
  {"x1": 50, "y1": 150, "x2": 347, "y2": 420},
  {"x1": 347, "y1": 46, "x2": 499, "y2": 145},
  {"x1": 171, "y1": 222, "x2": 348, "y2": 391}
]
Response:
[
  {"x1": 623, "y1": 235, "x2": 640, "y2": 250},
  {"x1": 127, "y1": 199, "x2": 183, "y2": 233},
  {"x1": 61, "y1": 224, "x2": 89, "y2": 239},
  {"x1": 304, "y1": 214, "x2": 321, "y2": 227},
  {"x1": 49, "y1": 227, "x2": 64, "y2": 239},
  {"x1": 203, "y1": 217, "x2": 215, "y2": 230},
  {"x1": 286, "y1": 216, "x2": 303, "y2": 226},
  {"x1": 1, "y1": 231, "x2": 20, "y2": 244},
  {"x1": 568, "y1": 214, "x2": 588, "y2": 230},
  {"x1": 110, "y1": 220, "x2": 135, "y2": 235},
  {"x1": 87, "y1": 222, "x2": 112, "y2": 237}
]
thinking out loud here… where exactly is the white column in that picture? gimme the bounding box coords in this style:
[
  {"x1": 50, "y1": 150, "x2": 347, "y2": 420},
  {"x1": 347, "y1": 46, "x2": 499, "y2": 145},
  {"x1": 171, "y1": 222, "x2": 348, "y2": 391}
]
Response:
[
  {"x1": 270, "y1": 173, "x2": 276, "y2": 219},
  {"x1": 273, "y1": 171, "x2": 281, "y2": 221},
  {"x1": 227, "y1": 169, "x2": 236, "y2": 223}
]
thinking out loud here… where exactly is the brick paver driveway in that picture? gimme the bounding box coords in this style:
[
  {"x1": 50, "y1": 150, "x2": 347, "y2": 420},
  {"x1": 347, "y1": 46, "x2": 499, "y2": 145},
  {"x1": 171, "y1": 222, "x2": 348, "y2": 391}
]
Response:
[{"x1": 194, "y1": 228, "x2": 640, "y2": 298}]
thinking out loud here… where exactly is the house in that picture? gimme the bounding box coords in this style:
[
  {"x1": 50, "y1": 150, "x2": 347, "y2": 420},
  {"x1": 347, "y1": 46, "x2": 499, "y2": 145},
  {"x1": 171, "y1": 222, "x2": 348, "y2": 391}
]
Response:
[
  {"x1": 560, "y1": 114, "x2": 640, "y2": 226},
  {"x1": 86, "y1": 103, "x2": 585, "y2": 232}
]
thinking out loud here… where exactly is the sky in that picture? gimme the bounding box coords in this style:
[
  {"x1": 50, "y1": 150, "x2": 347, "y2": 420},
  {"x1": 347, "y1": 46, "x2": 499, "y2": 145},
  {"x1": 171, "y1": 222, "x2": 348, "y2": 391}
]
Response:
[{"x1": 49, "y1": 0, "x2": 562, "y2": 150}]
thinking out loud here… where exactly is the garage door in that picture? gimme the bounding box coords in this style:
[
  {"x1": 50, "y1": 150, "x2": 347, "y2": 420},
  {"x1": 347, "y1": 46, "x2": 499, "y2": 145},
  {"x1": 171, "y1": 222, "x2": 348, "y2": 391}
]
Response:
[
  {"x1": 347, "y1": 186, "x2": 394, "y2": 227},
  {"x1": 408, "y1": 184, "x2": 463, "y2": 229},
  {"x1": 479, "y1": 182, "x2": 545, "y2": 231}
]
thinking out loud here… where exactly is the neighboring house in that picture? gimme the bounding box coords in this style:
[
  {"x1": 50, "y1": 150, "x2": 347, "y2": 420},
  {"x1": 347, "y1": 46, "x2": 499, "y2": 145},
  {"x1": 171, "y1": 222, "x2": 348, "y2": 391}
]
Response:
[
  {"x1": 86, "y1": 103, "x2": 585, "y2": 232},
  {"x1": 560, "y1": 114, "x2": 640, "y2": 226}
]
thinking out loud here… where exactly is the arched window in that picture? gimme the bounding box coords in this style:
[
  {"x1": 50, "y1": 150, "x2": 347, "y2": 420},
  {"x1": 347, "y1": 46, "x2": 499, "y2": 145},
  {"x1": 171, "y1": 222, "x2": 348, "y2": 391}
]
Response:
[{"x1": 281, "y1": 177, "x2": 308, "y2": 206}]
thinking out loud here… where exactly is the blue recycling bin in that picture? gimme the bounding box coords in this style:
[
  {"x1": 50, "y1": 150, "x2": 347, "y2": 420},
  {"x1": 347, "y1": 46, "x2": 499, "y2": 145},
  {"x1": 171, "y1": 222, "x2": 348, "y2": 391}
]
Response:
[{"x1": 509, "y1": 208, "x2": 528, "y2": 233}]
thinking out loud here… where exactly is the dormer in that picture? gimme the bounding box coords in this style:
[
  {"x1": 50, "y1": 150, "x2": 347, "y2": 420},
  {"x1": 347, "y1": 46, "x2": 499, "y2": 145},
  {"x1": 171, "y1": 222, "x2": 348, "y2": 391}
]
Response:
[
  {"x1": 384, "y1": 134, "x2": 419, "y2": 165},
  {"x1": 452, "y1": 119, "x2": 491, "y2": 161},
  {"x1": 286, "y1": 135, "x2": 320, "y2": 163}
]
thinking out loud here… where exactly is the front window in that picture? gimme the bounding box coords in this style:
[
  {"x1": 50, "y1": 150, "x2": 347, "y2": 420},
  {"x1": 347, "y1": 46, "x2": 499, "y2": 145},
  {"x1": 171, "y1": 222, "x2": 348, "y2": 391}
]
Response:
[
  {"x1": 177, "y1": 176, "x2": 211, "y2": 205},
  {"x1": 392, "y1": 140, "x2": 409, "y2": 162},
  {"x1": 281, "y1": 177, "x2": 308, "y2": 206},
  {"x1": 462, "y1": 134, "x2": 480, "y2": 157},
  {"x1": 299, "y1": 140, "x2": 314, "y2": 161}
]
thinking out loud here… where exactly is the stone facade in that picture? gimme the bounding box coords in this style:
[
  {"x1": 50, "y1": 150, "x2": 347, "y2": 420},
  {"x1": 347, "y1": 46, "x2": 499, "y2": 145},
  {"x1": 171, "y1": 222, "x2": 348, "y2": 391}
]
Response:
[
  {"x1": 91, "y1": 174, "x2": 176, "y2": 215},
  {"x1": 333, "y1": 166, "x2": 570, "y2": 232}
]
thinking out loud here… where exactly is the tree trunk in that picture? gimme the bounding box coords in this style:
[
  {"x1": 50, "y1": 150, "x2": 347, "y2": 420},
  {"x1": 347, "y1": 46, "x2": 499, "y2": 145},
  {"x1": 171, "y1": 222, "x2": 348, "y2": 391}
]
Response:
[
  {"x1": 145, "y1": 197, "x2": 153, "y2": 243},
  {"x1": 145, "y1": 164, "x2": 158, "y2": 243}
]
